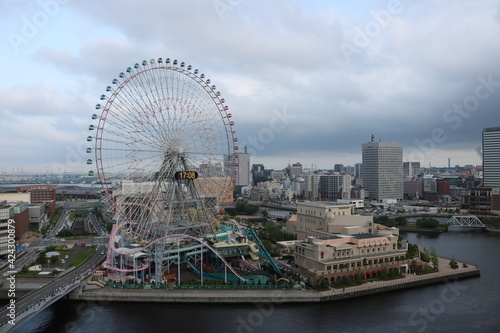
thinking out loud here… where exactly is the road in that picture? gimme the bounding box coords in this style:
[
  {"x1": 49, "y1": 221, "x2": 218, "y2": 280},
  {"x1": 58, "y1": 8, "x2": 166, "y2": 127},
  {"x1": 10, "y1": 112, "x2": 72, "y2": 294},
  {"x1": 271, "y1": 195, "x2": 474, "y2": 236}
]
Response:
[
  {"x1": 0, "y1": 247, "x2": 106, "y2": 332},
  {"x1": 0, "y1": 208, "x2": 110, "y2": 332}
]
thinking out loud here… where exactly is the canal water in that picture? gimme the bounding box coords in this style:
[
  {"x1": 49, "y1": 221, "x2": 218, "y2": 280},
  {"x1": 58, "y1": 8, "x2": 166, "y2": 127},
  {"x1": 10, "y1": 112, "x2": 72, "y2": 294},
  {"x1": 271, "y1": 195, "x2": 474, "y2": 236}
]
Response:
[{"x1": 15, "y1": 229, "x2": 500, "y2": 333}]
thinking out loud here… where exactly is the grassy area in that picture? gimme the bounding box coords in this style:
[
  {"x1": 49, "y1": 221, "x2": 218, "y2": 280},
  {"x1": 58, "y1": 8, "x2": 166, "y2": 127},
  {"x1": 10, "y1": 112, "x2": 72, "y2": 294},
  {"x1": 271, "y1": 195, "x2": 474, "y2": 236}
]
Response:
[
  {"x1": 69, "y1": 210, "x2": 89, "y2": 221},
  {"x1": 70, "y1": 245, "x2": 97, "y2": 266}
]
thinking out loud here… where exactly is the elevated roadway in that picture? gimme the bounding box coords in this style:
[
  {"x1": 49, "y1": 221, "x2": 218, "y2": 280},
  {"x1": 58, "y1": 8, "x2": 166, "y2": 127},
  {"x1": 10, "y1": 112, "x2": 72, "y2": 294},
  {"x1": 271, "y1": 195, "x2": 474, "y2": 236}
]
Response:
[{"x1": 0, "y1": 248, "x2": 106, "y2": 332}]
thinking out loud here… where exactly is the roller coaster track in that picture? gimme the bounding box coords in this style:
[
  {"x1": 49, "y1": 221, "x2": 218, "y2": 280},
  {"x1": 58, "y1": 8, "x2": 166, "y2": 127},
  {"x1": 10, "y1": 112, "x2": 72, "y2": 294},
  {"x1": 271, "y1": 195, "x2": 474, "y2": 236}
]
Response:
[
  {"x1": 245, "y1": 228, "x2": 282, "y2": 274},
  {"x1": 104, "y1": 224, "x2": 246, "y2": 280}
]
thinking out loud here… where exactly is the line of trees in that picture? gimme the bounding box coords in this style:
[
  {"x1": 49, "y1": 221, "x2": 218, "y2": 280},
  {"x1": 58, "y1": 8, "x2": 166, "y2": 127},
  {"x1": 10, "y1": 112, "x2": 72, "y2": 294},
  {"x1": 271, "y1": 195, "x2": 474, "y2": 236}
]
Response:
[
  {"x1": 374, "y1": 215, "x2": 441, "y2": 229},
  {"x1": 225, "y1": 201, "x2": 259, "y2": 216},
  {"x1": 416, "y1": 217, "x2": 440, "y2": 228},
  {"x1": 258, "y1": 221, "x2": 295, "y2": 242},
  {"x1": 373, "y1": 215, "x2": 408, "y2": 227}
]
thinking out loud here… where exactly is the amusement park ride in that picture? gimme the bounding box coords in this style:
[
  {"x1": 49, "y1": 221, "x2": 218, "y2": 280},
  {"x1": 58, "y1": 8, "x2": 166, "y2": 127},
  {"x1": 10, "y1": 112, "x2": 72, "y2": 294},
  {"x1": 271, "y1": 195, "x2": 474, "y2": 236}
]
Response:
[{"x1": 86, "y1": 58, "x2": 280, "y2": 286}]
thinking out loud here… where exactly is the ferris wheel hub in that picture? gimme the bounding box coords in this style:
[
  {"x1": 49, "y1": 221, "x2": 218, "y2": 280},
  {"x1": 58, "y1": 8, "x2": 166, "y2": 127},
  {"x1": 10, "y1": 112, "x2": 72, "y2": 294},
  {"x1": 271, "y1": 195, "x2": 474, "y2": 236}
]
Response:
[{"x1": 166, "y1": 147, "x2": 184, "y2": 155}]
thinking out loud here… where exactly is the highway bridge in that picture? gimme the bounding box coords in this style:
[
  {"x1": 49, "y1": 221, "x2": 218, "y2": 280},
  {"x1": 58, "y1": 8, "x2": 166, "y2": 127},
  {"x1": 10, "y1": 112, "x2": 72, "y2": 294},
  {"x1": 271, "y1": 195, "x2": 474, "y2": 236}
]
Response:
[
  {"x1": 0, "y1": 208, "x2": 108, "y2": 332},
  {"x1": 0, "y1": 247, "x2": 105, "y2": 332}
]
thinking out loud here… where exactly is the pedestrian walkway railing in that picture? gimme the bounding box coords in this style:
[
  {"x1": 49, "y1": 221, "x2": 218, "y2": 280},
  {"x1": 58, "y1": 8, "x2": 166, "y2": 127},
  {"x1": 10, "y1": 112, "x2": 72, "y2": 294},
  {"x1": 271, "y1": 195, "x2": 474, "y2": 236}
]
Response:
[
  {"x1": 320, "y1": 265, "x2": 479, "y2": 297},
  {"x1": 105, "y1": 281, "x2": 293, "y2": 290}
]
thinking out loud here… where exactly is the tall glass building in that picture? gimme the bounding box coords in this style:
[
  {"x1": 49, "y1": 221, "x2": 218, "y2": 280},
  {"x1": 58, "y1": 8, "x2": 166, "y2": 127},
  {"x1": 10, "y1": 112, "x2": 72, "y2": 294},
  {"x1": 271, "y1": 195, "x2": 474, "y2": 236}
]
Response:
[{"x1": 483, "y1": 127, "x2": 500, "y2": 187}]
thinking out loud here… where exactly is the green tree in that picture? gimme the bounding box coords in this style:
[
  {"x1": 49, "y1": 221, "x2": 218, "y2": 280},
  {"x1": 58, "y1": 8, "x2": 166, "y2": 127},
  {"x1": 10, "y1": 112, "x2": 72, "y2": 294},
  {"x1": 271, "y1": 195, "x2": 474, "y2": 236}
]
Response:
[
  {"x1": 416, "y1": 217, "x2": 439, "y2": 228},
  {"x1": 261, "y1": 209, "x2": 269, "y2": 218},
  {"x1": 36, "y1": 254, "x2": 47, "y2": 265},
  {"x1": 406, "y1": 243, "x2": 419, "y2": 259},
  {"x1": 50, "y1": 255, "x2": 59, "y2": 265},
  {"x1": 379, "y1": 267, "x2": 389, "y2": 279},
  {"x1": 374, "y1": 215, "x2": 389, "y2": 224},
  {"x1": 57, "y1": 229, "x2": 74, "y2": 237},
  {"x1": 315, "y1": 277, "x2": 329, "y2": 290},
  {"x1": 430, "y1": 248, "x2": 439, "y2": 269},
  {"x1": 374, "y1": 215, "x2": 396, "y2": 227},
  {"x1": 395, "y1": 216, "x2": 408, "y2": 226}
]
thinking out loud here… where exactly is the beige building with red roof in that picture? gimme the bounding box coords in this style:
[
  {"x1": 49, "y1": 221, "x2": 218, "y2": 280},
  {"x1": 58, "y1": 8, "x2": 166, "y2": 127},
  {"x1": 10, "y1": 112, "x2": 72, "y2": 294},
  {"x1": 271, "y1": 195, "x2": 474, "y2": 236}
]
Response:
[
  {"x1": 294, "y1": 201, "x2": 374, "y2": 239},
  {"x1": 289, "y1": 201, "x2": 408, "y2": 286},
  {"x1": 294, "y1": 233, "x2": 408, "y2": 286}
]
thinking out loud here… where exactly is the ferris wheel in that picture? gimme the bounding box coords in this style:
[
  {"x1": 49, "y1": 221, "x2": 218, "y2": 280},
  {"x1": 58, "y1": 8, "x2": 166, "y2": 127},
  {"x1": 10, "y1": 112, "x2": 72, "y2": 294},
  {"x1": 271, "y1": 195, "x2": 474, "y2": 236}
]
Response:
[
  {"x1": 86, "y1": 58, "x2": 241, "y2": 281},
  {"x1": 88, "y1": 57, "x2": 237, "y2": 212},
  {"x1": 89, "y1": 58, "x2": 237, "y2": 189}
]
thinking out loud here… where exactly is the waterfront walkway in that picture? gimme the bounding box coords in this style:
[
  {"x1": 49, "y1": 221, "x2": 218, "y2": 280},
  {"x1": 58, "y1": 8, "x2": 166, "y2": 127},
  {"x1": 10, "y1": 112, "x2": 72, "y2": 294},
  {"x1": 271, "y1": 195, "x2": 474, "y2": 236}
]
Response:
[
  {"x1": 319, "y1": 257, "x2": 479, "y2": 300},
  {"x1": 72, "y1": 257, "x2": 479, "y2": 304}
]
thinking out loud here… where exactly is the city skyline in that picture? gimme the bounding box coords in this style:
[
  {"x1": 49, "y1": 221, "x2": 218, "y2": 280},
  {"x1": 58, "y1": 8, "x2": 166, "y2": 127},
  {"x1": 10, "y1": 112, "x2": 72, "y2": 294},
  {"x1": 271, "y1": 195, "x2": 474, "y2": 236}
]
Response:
[{"x1": 1, "y1": 1, "x2": 500, "y2": 172}]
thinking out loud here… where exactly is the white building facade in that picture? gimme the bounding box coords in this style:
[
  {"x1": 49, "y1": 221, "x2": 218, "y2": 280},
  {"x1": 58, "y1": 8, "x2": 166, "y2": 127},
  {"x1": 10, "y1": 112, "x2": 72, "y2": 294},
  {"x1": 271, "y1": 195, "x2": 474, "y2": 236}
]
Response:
[{"x1": 362, "y1": 141, "x2": 403, "y2": 202}]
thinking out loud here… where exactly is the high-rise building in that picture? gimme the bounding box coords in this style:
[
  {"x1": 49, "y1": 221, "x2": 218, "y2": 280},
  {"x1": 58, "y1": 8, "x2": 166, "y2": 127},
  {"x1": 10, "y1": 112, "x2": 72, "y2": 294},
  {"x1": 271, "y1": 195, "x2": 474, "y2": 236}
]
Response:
[
  {"x1": 343, "y1": 165, "x2": 354, "y2": 175},
  {"x1": 362, "y1": 139, "x2": 403, "y2": 201},
  {"x1": 403, "y1": 162, "x2": 421, "y2": 179},
  {"x1": 286, "y1": 162, "x2": 302, "y2": 178},
  {"x1": 333, "y1": 164, "x2": 344, "y2": 173},
  {"x1": 318, "y1": 174, "x2": 352, "y2": 200},
  {"x1": 304, "y1": 174, "x2": 321, "y2": 200},
  {"x1": 235, "y1": 148, "x2": 251, "y2": 186},
  {"x1": 483, "y1": 127, "x2": 500, "y2": 187},
  {"x1": 354, "y1": 163, "x2": 363, "y2": 178},
  {"x1": 0, "y1": 204, "x2": 13, "y2": 257},
  {"x1": 251, "y1": 164, "x2": 268, "y2": 186}
]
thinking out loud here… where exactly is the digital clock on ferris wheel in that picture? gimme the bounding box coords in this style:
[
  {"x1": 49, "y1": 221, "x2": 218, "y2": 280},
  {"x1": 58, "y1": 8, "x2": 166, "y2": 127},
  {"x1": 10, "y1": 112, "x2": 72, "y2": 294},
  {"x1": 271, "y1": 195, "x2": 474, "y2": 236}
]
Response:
[{"x1": 174, "y1": 171, "x2": 198, "y2": 179}]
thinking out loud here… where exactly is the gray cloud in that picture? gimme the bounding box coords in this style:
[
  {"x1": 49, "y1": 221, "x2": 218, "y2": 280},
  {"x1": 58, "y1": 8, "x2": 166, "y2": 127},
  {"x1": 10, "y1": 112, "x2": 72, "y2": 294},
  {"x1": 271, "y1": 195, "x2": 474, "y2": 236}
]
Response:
[{"x1": 1, "y1": 0, "x2": 500, "y2": 171}]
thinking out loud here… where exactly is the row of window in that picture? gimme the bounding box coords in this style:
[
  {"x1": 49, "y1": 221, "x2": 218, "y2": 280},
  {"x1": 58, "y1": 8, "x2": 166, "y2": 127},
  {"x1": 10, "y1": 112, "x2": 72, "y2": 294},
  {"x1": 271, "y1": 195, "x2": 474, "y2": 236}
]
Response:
[
  {"x1": 323, "y1": 256, "x2": 405, "y2": 271},
  {"x1": 317, "y1": 246, "x2": 393, "y2": 259}
]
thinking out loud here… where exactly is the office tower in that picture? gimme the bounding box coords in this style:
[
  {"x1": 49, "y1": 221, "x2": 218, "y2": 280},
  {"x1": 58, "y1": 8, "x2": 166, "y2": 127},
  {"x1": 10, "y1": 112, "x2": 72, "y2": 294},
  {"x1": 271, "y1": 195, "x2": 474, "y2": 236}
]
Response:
[
  {"x1": 333, "y1": 164, "x2": 344, "y2": 173},
  {"x1": 403, "y1": 162, "x2": 421, "y2": 179},
  {"x1": 483, "y1": 127, "x2": 500, "y2": 187},
  {"x1": 286, "y1": 162, "x2": 302, "y2": 178},
  {"x1": 251, "y1": 164, "x2": 267, "y2": 186},
  {"x1": 318, "y1": 174, "x2": 352, "y2": 200},
  {"x1": 304, "y1": 174, "x2": 321, "y2": 200},
  {"x1": 354, "y1": 163, "x2": 363, "y2": 178},
  {"x1": 235, "y1": 148, "x2": 251, "y2": 186},
  {"x1": 362, "y1": 139, "x2": 403, "y2": 201}
]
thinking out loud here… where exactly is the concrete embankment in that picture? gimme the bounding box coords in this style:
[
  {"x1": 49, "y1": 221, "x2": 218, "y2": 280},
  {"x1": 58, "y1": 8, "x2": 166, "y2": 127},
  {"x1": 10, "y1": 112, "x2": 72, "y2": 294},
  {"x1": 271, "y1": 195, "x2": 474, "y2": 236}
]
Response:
[
  {"x1": 67, "y1": 262, "x2": 479, "y2": 304},
  {"x1": 319, "y1": 267, "x2": 479, "y2": 302}
]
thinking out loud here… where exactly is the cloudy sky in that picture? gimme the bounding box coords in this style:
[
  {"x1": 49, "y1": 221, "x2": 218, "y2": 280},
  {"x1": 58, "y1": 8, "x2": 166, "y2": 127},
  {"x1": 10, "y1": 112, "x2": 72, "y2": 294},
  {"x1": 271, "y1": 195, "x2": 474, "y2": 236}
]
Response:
[{"x1": 1, "y1": 0, "x2": 499, "y2": 174}]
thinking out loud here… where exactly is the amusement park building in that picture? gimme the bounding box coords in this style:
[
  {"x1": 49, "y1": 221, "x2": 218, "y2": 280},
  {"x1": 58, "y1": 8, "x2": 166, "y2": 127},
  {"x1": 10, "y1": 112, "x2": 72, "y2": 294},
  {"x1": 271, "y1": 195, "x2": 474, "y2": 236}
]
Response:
[
  {"x1": 295, "y1": 201, "x2": 374, "y2": 240},
  {"x1": 291, "y1": 201, "x2": 407, "y2": 285},
  {"x1": 293, "y1": 233, "x2": 408, "y2": 286}
]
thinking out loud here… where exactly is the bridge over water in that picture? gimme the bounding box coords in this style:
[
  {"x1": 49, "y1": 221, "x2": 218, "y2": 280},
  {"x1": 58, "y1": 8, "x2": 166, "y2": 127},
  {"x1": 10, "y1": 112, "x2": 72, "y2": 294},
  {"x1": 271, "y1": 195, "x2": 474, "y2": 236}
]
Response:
[
  {"x1": 0, "y1": 249, "x2": 105, "y2": 332},
  {"x1": 447, "y1": 215, "x2": 485, "y2": 228}
]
